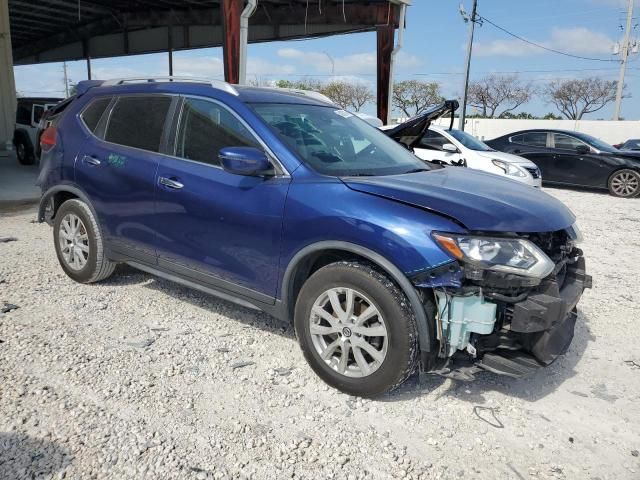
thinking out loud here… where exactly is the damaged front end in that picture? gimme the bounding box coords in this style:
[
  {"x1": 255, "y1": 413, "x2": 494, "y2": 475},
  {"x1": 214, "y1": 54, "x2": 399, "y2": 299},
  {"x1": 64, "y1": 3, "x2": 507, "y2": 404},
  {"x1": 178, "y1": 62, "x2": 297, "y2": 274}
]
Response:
[{"x1": 413, "y1": 226, "x2": 592, "y2": 379}]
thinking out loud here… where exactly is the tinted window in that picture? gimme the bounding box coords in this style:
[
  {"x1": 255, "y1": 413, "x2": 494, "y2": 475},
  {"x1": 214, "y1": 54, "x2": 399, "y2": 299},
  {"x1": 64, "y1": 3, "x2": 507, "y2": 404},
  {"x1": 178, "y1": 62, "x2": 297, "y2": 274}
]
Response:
[
  {"x1": 105, "y1": 96, "x2": 171, "y2": 152},
  {"x1": 553, "y1": 133, "x2": 585, "y2": 150},
  {"x1": 419, "y1": 129, "x2": 448, "y2": 150},
  {"x1": 16, "y1": 103, "x2": 31, "y2": 125},
  {"x1": 32, "y1": 105, "x2": 45, "y2": 124},
  {"x1": 511, "y1": 132, "x2": 547, "y2": 147},
  {"x1": 175, "y1": 98, "x2": 257, "y2": 166},
  {"x1": 81, "y1": 97, "x2": 111, "y2": 133}
]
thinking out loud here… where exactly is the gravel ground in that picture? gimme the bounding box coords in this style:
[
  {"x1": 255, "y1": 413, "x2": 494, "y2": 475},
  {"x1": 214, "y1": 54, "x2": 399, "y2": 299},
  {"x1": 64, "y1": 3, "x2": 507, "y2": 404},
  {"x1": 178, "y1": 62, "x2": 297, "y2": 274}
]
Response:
[{"x1": 1, "y1": 188, "x2": 639, "y2": 480}]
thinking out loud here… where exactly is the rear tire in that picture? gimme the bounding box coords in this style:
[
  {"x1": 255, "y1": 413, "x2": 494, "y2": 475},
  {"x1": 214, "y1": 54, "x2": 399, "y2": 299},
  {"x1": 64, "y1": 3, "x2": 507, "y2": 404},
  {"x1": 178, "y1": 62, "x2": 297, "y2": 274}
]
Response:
[
  {"x1": 53, "y1": 199, "x2": 116, "y2": 283},
  {"x1": 15, "y1": 137, "x2": 34, "y2": 165},
  {"x1": 608, "y1": 169, "x2": 640, "y2": 198},
  {"x1": 294, "y1": 261, "x2": 418, "y2": 398}
]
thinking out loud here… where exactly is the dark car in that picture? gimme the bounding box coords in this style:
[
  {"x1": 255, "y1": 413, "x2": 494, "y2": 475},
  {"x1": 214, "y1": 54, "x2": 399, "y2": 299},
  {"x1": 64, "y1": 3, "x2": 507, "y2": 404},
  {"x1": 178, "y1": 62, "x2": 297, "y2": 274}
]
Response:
[
  {"x1": 486, "y1": 129, "x2": 640, "y2": 198},
  {"x1": 36, "y1": 77, "x2": 590, "y2": 397},
  {"x1": 615, "y1": 139, "x2": 640, "y2": 151}
]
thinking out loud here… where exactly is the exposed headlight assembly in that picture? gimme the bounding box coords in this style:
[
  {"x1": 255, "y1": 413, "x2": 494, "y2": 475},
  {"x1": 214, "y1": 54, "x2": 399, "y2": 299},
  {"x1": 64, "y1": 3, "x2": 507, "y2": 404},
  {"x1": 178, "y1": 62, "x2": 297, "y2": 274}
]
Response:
[
  {"x1": 491, "y1": 159, "x2": 527, "y2": 178},
  {"x1": 432, "y1": 233, "x2": 555, "y2": 279}
]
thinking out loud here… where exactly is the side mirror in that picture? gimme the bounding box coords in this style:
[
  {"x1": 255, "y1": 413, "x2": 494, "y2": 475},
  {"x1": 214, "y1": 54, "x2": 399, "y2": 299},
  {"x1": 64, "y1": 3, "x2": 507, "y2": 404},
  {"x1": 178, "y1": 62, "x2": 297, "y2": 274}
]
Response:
[
  {"x1": 219, "y1": 147, "x2": 273, "y2": 176},
  {"x1": 575, "y1": 145, "x2": 590, "y2": 155},
  {"x1": 442, "y1": 143, "x2": 458, "y2": 153}
]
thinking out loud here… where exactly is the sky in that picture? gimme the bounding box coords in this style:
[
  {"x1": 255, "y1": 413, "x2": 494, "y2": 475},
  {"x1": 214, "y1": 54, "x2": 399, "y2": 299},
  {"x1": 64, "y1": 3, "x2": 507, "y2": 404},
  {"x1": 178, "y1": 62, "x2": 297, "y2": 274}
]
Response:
[{"x1": 13, "y1": 0, "x2": 640, "y2": 120}]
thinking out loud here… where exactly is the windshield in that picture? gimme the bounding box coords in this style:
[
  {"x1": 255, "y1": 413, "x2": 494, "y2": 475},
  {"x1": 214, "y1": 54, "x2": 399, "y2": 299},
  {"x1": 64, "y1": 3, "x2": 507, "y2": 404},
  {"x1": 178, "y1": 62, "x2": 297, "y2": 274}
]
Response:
[
  {"x1": 250, "y1": 103, "x2": 430, "y2": 176},
  {"x1": 571, "y1": 132, "x2": 617, "y2": 153},
  {"x1": 446, "y1": 129, "x2": 493, "y2": 151}
]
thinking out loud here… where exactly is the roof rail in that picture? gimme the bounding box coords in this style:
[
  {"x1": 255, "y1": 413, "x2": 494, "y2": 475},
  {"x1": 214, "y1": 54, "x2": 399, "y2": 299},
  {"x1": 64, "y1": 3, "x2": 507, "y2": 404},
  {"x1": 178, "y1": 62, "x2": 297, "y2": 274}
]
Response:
[
  {"x1": 100, "y1": 77, "x2": 239, "y2": 96},
  {"x1": 277, "y1": 88, "x2": 335, "y2": 105}
]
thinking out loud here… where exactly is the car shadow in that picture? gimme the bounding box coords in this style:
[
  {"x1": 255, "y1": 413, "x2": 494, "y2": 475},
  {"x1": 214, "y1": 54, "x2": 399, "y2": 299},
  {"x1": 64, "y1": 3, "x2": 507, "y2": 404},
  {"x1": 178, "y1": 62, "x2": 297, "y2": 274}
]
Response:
[
  {"x1": 0, "y1": 432, "x2": 71, "y2": 479},
  {"x1": 100, "y1": 266, "x2": 296, "y2": 339},
  {"x1": 386, "y1": 310, "x2": 594, "y2": 404}
]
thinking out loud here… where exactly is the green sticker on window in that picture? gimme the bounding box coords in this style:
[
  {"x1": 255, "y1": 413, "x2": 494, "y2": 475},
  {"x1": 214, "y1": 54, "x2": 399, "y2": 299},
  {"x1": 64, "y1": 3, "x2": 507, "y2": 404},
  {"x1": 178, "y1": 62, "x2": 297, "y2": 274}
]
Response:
[{"x1": 107, "y1": 153, "x2": 126, "y2": 168}]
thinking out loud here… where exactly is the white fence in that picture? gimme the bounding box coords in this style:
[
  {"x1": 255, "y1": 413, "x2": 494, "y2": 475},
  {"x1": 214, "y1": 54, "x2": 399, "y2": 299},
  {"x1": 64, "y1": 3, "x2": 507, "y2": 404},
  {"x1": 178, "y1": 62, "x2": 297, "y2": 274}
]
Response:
[{"x1": 428, "y1": 118, "x2": 640, "y2": 145}]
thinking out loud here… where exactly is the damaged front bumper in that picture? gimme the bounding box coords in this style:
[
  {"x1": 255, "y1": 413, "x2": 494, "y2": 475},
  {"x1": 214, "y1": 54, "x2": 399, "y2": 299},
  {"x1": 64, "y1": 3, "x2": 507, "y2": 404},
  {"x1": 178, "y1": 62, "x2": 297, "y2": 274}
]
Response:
[{"x1": 417, "y1": 251, "x2": 592, "y2": 379}]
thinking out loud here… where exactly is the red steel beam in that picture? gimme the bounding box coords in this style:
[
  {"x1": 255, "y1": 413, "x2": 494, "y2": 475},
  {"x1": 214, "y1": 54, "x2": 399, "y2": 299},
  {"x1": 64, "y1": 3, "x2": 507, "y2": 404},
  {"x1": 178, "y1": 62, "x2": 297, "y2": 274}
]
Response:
[{"x1": 221, "y1": 0, "x2": 241, "y2": 84}]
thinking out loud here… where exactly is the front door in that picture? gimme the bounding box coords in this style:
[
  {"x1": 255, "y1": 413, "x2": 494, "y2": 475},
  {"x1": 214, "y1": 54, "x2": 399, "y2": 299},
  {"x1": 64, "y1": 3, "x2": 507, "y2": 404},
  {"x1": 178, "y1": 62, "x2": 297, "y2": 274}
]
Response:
[
  {"x1": 75, "y1": 94, "x2": 174, "y2": 264},
  {"x1": 414, "y1": 129, "x2": 463, "y2": 165},
  {"x1": 551, "y1": 133, "x2": 609, "y2": 187},
  {"x1": 154, "y1": 97, "x2": 290, "y2": 301}
]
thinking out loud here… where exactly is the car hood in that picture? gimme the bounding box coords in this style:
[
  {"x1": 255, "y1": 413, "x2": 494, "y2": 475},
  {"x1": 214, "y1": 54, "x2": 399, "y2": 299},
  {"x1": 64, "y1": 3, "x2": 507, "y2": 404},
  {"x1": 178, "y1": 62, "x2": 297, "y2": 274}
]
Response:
[
  {"x1": 343, "y1": 168, "x2": 574, "y2": 232},
  {"x1": 474, "y1": 150, "x2": 537, "y2": 167},
  {"x1": 607, "y1": 150, "x2": 640, "y2": 160}
]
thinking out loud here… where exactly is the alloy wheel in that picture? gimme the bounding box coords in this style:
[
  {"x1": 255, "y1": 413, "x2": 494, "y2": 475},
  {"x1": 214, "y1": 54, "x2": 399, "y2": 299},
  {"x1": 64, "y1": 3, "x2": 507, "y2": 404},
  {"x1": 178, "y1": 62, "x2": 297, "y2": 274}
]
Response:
[
  {"x1": 611, "y1": 171, "x2": 640, "y2": 197},
  {"x1": 309, "y1": 287, "x2": 388, "y2": 378},
  {"x1": 58, "y1": 213, "x2": 90, "y2": 271}
]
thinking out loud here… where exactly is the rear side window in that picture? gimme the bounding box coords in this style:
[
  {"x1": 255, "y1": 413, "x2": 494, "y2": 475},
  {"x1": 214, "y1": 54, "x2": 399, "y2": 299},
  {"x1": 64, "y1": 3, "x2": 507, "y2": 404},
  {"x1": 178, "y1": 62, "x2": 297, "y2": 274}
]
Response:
[
  {"x1": 105, "y1": 96, "x2": 171, "y2": 152},
  {"x1": 175, "y1": 98, "x2": 257, "y2": 166},
  {"x1": 80, "y1": 97, "x2": 111, "y2": 133},
  {"x1": 510, "y1": 132, "x2": 547, "y2": 147}
]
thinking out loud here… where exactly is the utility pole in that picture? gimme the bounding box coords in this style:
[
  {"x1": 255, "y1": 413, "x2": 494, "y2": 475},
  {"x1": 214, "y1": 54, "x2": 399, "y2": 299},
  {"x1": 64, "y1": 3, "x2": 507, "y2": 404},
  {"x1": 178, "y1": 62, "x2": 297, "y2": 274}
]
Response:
[
  {"x1": 63, "y1": 61, "x2": 69, "y2": 97},
  {"x1": 613, "y1": 0, "x2": 634, "y2": 120},
  {"x1": 459, "y1": 0, "x2": 478, "y2": 130}
]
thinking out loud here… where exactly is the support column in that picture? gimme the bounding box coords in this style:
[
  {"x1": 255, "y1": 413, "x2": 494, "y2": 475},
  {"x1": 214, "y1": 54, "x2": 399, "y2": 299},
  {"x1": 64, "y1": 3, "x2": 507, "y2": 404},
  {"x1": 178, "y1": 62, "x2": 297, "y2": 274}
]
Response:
[
  {"x1": 221, "y1": 0, "x2": 241, "y2": 84},
  {"x1": 83, "y1": 39, "x2": 92, "y2": 80},
  {"x1": 376, "y1": 25, "x2": 394, "y2": 125},
  {"x1": 0, "y1": 0, "x2": 16, "y2": 152}
]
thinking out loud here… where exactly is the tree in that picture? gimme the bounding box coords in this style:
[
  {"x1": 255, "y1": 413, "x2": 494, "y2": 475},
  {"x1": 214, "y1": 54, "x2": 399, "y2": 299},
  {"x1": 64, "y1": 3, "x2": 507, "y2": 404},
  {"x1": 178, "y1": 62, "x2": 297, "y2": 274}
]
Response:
[
  {"x1": 544, "y1": 77, "x2": 619, "y2": 120},
  {"x1": 542, "y1": 112, "x2": 562, "y2": 120},
  {"x1": 320, "y1": 81, "x2": 374, "y2": 111},
  {"x1": 274, "y1": 78, "x2": 324, "y2": 91},
  {"x1": 392, "y1": 80, "x2": 443, "y2": 117},
  {"x1": 467, "y1": 74, "x2": 534, "y2": 118}
]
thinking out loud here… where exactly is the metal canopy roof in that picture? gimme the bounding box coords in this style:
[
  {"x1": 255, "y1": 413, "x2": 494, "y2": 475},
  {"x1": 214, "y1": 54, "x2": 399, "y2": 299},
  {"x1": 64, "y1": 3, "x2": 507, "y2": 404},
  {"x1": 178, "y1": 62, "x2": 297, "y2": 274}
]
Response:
[{"x1": 9, "y1": 0, "x2": 399, "y2": 65}]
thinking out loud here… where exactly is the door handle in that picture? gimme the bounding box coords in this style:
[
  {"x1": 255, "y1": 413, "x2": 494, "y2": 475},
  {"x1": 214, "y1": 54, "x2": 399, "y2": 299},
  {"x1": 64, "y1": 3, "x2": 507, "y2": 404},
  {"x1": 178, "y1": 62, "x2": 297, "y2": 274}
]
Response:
[
  {"x1": 159, "y1": 176, "x2": 184, "y2": 190},
  {"x1": 82, "y1": 155, "x2": 101, "y2": 166}
]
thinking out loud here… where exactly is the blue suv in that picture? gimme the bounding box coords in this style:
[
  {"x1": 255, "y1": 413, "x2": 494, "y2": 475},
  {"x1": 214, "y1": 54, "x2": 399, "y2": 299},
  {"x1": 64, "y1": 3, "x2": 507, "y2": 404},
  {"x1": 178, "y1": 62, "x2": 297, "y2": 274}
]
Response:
[{"x1": 37, "y1": 78, "x2": 591, "y2": 397}]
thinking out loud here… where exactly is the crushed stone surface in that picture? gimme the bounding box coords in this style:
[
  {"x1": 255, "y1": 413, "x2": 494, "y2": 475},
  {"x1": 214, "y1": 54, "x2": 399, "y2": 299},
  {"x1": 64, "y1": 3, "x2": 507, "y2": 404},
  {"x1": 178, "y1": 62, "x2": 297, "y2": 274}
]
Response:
[{"x1": 0, "y1": 188, "x2": 639, "y2": 479}]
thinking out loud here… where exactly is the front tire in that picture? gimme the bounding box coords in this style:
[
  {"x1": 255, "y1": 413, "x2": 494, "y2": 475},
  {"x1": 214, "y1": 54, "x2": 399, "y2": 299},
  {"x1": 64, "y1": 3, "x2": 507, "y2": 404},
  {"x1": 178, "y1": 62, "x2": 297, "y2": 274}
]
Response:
[
  {"x1": 53, "y1": 199, "x2": 116, "y2": 283},
  {"x1": 608, "y1": 169, "x2": 640, "y2": 198},
  {"x1": 294, "y1": 261, "x2": 418, "y2": 398}
]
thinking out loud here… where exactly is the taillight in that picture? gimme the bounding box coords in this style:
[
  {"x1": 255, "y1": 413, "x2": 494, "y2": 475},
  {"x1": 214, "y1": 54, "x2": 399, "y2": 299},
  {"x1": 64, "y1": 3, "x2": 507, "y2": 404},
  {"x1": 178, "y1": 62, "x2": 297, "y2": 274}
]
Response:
[{"x1": 40, "y1": 126, "x2": 57, "y2": 152}]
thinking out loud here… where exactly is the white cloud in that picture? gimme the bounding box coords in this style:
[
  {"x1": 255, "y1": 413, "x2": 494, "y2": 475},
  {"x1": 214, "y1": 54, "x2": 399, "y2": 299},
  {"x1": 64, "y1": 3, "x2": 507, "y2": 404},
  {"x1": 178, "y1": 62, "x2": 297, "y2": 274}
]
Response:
[
  {"x1": 474, "y1": 27, "x2": 615, "y2": 57},
  {"x1": 276, "y1": 48, "x2": 421, "y2": 75}
]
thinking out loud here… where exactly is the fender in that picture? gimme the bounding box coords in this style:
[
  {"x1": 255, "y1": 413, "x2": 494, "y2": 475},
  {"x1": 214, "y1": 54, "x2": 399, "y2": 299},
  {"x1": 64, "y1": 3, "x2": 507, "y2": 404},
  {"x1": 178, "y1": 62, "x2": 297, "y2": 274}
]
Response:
[
  {"x1": 281, "y1": 241, "x2": 433, "y2": 354},
  {"x1": 38, "y1": 183, "x2": 99, "y2": 225}
]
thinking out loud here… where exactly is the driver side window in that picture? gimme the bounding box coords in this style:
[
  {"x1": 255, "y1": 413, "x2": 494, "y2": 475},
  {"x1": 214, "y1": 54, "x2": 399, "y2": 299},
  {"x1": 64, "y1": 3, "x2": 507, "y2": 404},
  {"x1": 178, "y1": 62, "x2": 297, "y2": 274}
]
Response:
[
  {"x1": 175, "y1": 98, "x2": 258, "y2": 166},
  {"x1": 418, "y1": 129, "x2": 448, "y2": 151},
  {"x1": 552, "y1": 133, "x2": 586, "y2": 151}
]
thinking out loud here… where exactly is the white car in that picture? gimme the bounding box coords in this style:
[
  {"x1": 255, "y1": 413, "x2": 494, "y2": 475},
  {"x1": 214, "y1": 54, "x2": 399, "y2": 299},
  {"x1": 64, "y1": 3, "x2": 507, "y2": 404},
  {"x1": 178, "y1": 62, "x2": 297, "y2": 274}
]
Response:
[
  {"x1": 415, "y1": 126, "x2": 542, "y2": 187},
  {"x1": 382, "y1": 107, "x2": 542, "y2": 187}
]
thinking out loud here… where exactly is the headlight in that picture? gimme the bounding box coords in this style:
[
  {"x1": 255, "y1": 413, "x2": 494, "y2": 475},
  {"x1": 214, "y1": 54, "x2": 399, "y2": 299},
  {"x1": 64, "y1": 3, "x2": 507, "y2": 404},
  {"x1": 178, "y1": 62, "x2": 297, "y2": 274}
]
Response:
[
  {"x1": 491, "y1": 159, "x2": 527, "y2": 178},
  {"x1": 432, "y1": 232, "x2": 555, "y2": 279},
  {"x1": 566, "y1": 222, "x2": 583, "y2": 244}
]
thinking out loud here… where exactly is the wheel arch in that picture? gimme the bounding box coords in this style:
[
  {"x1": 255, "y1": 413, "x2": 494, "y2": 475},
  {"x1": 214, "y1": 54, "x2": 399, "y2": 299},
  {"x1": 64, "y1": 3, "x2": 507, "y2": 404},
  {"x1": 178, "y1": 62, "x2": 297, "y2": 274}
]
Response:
[
  {"x1": 281, "y1": 241, "x2": 434, "y2": 354},
  {"x1": 38, "y1": 184, "x2": 99, "y2": 225}
]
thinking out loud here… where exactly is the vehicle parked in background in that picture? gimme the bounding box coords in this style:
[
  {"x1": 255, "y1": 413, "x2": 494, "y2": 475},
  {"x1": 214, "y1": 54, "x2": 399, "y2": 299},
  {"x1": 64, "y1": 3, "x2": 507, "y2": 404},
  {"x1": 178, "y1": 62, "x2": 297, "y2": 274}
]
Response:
[
  {"x1": 384, "y1": 119, "x2": 541, "y2": 187},
  {"x1": 486, "y1": 129, "x2": 640, "y2": 198},
  {"x1": 37, "y1": 78, "x2": 590, "y2": 397},
  {"x1": 13, "y1": 97, "x2": 62, "y2": 165},
  {"x1": 614, "y1": 139, "x2": 640, "y2": 151}
]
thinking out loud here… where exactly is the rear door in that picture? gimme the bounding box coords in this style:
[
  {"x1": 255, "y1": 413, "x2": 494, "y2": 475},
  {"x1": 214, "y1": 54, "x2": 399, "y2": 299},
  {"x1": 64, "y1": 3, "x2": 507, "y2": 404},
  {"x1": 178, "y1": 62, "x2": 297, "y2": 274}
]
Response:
[
  {"x1": 74, "y1": 94, "x2": 174, "y2": 264},
  {"x1": 153, "y1": 96, "x2": 290, "y2": 301},
  {"x1": 508, "y1": 132, "x2": 557, "y2": 181}
]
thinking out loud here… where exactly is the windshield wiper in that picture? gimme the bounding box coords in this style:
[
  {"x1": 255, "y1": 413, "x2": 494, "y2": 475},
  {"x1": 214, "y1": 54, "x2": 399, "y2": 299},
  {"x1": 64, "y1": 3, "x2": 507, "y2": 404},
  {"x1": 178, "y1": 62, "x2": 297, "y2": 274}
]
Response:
[{"x1": 401, "y1": 168, "x2": 430, "y2": 174}]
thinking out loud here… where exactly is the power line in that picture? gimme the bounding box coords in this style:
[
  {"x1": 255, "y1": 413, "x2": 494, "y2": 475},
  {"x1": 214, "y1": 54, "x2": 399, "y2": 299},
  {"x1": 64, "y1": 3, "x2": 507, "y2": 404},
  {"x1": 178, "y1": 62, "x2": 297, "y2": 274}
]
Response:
[
  {"x1": 414, "y1": 66, "x2": 640, "y2": 76},
  {"x1": 477, "y1": 14, "x2": 620, "y2": 63}
]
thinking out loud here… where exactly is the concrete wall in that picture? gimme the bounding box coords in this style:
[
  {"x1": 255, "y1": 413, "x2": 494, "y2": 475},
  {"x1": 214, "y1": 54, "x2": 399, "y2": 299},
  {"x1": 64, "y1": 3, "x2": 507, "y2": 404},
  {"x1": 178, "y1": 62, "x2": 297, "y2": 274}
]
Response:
[{"x1": 430, "y1": 117, "x2": 640, "y2": 145}]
